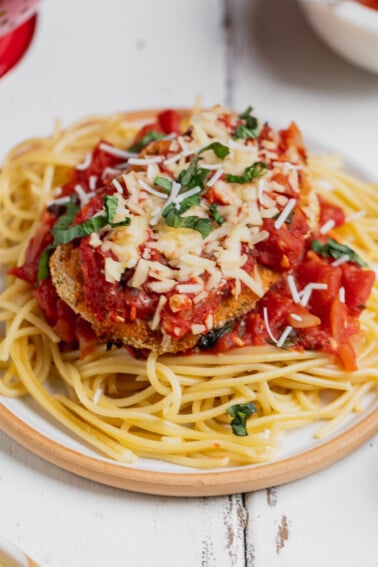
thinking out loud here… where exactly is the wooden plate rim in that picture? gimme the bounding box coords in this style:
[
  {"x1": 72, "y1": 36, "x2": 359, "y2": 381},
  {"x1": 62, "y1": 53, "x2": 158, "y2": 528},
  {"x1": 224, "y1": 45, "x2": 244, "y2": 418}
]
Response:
[
  {"x1": 0, "y1": 108, "x2": 377, "y2": 497},
  {"x1": 0, "y1": 401, "x2": 376, "y2": 497}
]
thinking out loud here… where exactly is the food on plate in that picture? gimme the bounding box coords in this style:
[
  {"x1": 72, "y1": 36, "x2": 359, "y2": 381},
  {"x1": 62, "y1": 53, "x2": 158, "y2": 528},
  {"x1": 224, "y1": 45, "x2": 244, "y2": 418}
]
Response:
[{"x1": 0, "y1": 105, "x2": 377, "y2": 468}]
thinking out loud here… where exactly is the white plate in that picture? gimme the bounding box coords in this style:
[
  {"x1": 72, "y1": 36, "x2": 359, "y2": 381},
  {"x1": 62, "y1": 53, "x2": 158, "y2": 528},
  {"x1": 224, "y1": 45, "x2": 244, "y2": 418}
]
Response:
[{"x1": 0, "y1": 115, "x2": 377, "y2": 495}]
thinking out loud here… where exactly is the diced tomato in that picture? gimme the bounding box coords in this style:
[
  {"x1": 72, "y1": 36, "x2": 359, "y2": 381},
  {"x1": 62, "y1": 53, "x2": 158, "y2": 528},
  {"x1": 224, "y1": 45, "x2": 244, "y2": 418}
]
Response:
[
  {"x1": 279, "y1": 121, "x2": 307, "y2": 161},
  {"x1": 244, "y1": 313, "x2": 268, "y2": 346},
  {"x1": 295, "y1": 259, "x2": 342, "y2": 319},
  {"x1": 259, "y1": 293, "x2": 294, "y2": 332},
  {"x1": 157, "y1": 109, "x2": 182, "y2": 134},
  {"x1": 254, "y1": 208, "x2": 309, "y2": 272},
  {"x1": 341, "y1": 263, "x2": 375, "y2": 316},
  {"x1": 318, "y1": 195, "x2": 345, "y2": 229}
]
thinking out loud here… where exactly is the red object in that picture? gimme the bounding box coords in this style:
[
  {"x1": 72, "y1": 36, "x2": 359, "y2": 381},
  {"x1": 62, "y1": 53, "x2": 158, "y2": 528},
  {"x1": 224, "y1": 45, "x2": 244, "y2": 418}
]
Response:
[
  {"x1": 0, "y1": 14, "x2": 37, "y2": 78},
  {"x1": 356, "y1": 0, "x2": 378, "y2": 9},
  {"x1": 318, "y1": 195, "x2": 345, "y2": 229}
]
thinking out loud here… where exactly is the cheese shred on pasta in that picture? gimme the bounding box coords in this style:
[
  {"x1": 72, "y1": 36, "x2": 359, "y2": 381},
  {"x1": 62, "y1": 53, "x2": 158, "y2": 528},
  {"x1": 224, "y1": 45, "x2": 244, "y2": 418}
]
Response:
[{"x1": 0, "y1": 112, "x2": 377, "y2": 468}]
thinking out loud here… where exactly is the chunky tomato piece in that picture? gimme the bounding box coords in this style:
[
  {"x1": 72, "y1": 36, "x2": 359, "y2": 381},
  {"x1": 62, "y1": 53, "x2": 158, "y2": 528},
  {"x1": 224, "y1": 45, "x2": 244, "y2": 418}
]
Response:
[
  {"x1": 279, "y1": 122, "x2": 307, "y2": 161},
  {"x1": 259, "y1": 292, "x2": 293, "y2": 331},
  {"x1": 341, "y1": 263, "x2": 375, "y2": 316},
  {"x1": 254, "y1": 208, "x2": 309, "y2": 272},
  {"x1": 244, "y1": 313, "x2": 268, "y2": 346},
  {"x1": 157, "y1": 109, "x2": 182, "y2": 134},
  {"x1": 318, "y1": 195, "x2": 345, "y2": 229},
  {"x1": 295, "y1": 259, "x2": 342, "y2": 319}
]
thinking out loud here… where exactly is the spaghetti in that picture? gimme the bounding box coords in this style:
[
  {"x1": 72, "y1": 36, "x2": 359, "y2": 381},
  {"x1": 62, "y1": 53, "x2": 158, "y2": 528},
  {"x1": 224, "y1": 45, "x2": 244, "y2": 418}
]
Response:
[{"x1": 0, "y1": 108, "x2": 377, "y2": 468}]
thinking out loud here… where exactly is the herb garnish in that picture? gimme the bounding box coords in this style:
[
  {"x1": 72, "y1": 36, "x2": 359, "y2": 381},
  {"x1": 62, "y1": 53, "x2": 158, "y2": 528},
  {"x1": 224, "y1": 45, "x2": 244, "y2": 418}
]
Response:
[
  {"x1": 233, "y1": 106, "x2": 259, "y2": 140},
  {"x1": 162, "y1": 142, "x2": 230, "y2": 237},
  {"x1": 154, "y1": 176, "x2": 173, "y2": 192},
  {"x1": 37, "y1": 246, "x2": 54, "y2": 282},
  {"x1": 162, "y1": 203, "x2": 212, "y2": 239},
  {"x1": 38, "y1": 195, "x2": 131, "y2": 280},
  {"x1": 227, "y1": 402, "x2": 257, "y2": 436},
  {"x1": 178, "y1": 141, "x2": 229, "y2": 190},
  {"x1": 209, "y1": 204, "x2": 225, "y2": 225},
  {"x1": 226, "y1": 161, "x2": 267, "y2": 184},
  {"x1": 128, "y1": 131, "x2": 165, "y2": 153},
  {"x1": 52, "y1": 195, "x2": 130, "y2": 246},
  {"x1": 200, "y1": 141, "x2": 230, "y2": 160},
  {"x1": 311, "y1": 238, "x2": 367, "y2": 267},
  {"x1": 197, "y1": 321, "x2": 233, "y2": 350}
]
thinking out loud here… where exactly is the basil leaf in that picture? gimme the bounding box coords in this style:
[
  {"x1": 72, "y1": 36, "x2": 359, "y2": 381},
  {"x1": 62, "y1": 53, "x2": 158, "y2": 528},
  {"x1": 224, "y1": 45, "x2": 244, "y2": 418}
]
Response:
[
  {"x1": 180, "y1": 216, "x2": 212, "y2": 238},
  {"x1": 128, "y1": 131, "x2": 165, "y2": 153},
  {"x1": 178, "y1": 156, "x2": 200, "y2": 188},
  {"x1": 178, "y1": 193, "x2": 201, "y2": 213},
  {"x1": 53, "y1": 216, "x2": 109, "y2": 245},
  {"x1": 311, "y1": 238, "x2": 367, "y2": 268},
  {"x1": 162, "y1": 204, "x2": 212, "y2": 238},
  {"x1": 200, "y1": 141, "x2": 230, "y2": 160},
  {"x1": 234, "y1": 106, "x2": 259, "y2": 140},
  {"x1": 178, "y1": 142, "x2": 228, "y2": 190},
  {"x1": 197, "y1": 320, "x2": 233, "y2": 349},
  {"x1": 154, "y1": 176, "x2": 173, "y2": 192},
  {"x1": 103, "y1": 195, "x2": 118, "y2": 223},
  {"x1": 37, "y1": 246, "x2": 54, "y2": 282},
  {"x1": 226, "y1": 161, "x2": 267, "y2": 184},
  {"x1": 51, "y1": 202, "x2": 80, "y2": 239},
  {"x1": 239, "y1": 106, "x2": 254, "y2": 120},
  {"x1": 234, "y1": 124, "x2": 258, "y2": 140},
  {"x1": 104, "y1": 195, "x2": 131, "y2": 228},
  {"x1": 227, "y1": 402, "x2": 257, "y2": 436},
  {"x1": 209, "y1": 204, "x2": 225, "y2": 225}
]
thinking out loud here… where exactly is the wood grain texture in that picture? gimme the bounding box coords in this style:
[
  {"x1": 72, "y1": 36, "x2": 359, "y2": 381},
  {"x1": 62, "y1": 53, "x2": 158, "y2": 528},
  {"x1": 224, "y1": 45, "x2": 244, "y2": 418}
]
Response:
[{"x1": 0, "y1": 0, "x2": 378, "y2": 566}]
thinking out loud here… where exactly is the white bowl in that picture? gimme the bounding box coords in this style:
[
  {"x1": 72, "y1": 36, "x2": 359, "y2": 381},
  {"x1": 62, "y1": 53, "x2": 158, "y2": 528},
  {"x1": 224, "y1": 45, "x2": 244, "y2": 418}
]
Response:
[{"x1": 298, "y1": 0, "x2": 378, "y2": 73}]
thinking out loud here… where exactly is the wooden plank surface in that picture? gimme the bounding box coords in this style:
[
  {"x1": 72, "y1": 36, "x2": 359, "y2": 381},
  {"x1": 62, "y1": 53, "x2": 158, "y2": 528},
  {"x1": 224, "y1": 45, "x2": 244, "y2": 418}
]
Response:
[{"x1": 0, "y1": 1, "x2": 377, "y2": 566}]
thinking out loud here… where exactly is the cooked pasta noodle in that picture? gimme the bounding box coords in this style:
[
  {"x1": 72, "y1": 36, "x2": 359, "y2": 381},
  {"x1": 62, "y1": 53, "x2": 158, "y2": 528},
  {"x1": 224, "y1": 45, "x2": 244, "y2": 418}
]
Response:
[{"x1": 0, "y1": 111, "x2": 377, "y2": 468}]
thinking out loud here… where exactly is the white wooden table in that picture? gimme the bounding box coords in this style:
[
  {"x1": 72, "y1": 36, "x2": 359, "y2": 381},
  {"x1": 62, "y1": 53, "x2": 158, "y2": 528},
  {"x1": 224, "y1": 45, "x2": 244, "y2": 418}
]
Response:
[{"x1": 0, "y1": 1, "x2": 377, "y2": 566}]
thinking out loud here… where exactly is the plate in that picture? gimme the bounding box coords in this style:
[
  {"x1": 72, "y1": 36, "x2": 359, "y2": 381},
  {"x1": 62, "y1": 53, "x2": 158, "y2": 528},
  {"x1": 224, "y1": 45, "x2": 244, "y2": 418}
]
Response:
[
  {"x1": 0, "y1": 109, "x2": 377, "y2": 497},
  {"x1": 0, "y1": 396, "x2": 376, "y2": 496}
]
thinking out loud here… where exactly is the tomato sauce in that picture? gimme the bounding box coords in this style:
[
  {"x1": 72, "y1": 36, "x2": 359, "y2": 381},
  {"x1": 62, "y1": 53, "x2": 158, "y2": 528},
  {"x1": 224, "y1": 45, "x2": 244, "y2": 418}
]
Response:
[{"x1": 10, "y1": 110, "x2": 376, "y2": 370}]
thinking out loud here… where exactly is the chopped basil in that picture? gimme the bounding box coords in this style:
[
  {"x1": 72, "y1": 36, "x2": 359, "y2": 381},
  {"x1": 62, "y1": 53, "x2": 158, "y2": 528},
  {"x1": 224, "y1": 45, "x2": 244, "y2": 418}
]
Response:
[
  {"x1": 128, "y1": 130, "x2": 165, "y2": 153},
  {"x1": 200, "y1": 141, "x2": 230, "y2": 160},
  {"x1": 162, "y1": 204, "x2": 212, "y2": 238},
  {"x1": 311, "y1": 238, "x2": 367, "y2": 267},
  {"x1": 209, "y1": 204, "x2": 225, "y2": 225},
  {"x1": 154, "y1": 176, "x2": 173, "y2": 192},
  {"x1": 178, "y1": 142, "x2": 229, "y2": 191},
  {"x1": 53, "y1": 195, "x2": 130, "y2": 246},
  {"x1": 37, "y1": 246, "x2": 54, "y2": 282},
  {"x1": 226, "y1": 161, "x2": 267, "y2": 184},
  {"x1": 103, "y1": 195, "x2": 118, "y2": 223},
  {"x1": 234, "y1": 106, "x2": 259, "y2": 140},
  {"x1": 53, "y1": 216, "x2": 109, "y2": 245},
  {"x1": 51, "y1": 202, "x2": 80, "y2": 241},
  {"x1": 197, "y1": 320, "x2": 233, "y2": 350},
  {"x1": 234, "y1": 124, "x2": 258, "y2": 141},
  {"x1": 179, "y1": 193, "x2": 201, "y2": 213},
  {"x1": 226, "y1": 402, "x2": 257, "y2": 436}
]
